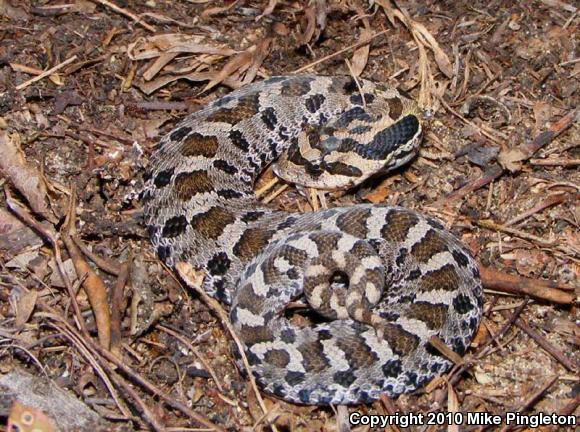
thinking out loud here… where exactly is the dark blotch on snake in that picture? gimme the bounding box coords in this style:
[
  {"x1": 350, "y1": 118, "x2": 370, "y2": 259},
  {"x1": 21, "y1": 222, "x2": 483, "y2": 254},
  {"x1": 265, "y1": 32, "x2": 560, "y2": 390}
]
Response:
[
  {"x1": 207, "y1": 252, "x2": 231, "y2": 275},
  {"x1": 162, "y1": 215, "x2": 188, "y2": 238},
  {"x1": 170, "y1": 126, "x2": 192, "y2": 141},
  {"x1": 153, "y1": 167, "x2": 174, "y2": 188},
  {"x1": 453, "y1": 293, "x2": 474, "y2": 314},
  {"x1": 382, "y1": 359, "x2": 403, "y2": 378}
]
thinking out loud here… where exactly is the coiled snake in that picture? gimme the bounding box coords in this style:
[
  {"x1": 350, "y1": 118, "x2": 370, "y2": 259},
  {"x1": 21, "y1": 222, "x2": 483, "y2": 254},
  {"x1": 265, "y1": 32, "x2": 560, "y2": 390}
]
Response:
[{"x1": 142, "y1": 75, "x2": 483, "y2": 405}]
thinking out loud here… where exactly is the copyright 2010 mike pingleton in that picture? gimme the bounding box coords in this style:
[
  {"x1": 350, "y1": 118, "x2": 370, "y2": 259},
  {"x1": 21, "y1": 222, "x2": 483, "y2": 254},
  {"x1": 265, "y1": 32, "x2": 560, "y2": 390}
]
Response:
[{"x1": 349, "y1": 411, "x2": 577, "y2": 428}]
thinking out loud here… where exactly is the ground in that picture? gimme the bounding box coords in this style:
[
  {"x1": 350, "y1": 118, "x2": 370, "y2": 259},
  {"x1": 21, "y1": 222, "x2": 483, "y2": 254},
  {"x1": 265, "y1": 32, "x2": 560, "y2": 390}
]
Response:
[{"x1": 0, "y1": 0, "x2": 578, "y2": 431}]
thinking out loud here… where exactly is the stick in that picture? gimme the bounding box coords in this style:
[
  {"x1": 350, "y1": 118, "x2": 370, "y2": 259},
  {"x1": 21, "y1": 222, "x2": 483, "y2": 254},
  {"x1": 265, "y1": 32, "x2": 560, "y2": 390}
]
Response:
[
  {"x1": 512, "y1": 318, "x2": 577, "y2": 371},
  {"x1": 292, "y1": 29, "x2": 389, "y2": 73},
  {"x1": 475, "y1": 219, "x2": 555, "y2": 247},
  {"x1": 480, "y1": 266, "x2": 575, "y2": 304},
  {"x1": 89, "y1": 0, "x2": 156, "y2": 32},
  {"x1": 15, "y1": 56, "x2": 77, "y2": 90}
]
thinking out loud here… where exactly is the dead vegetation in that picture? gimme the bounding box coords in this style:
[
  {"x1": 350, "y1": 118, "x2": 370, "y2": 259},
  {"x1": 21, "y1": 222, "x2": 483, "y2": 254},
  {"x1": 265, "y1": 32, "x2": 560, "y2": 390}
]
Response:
[{"x1": 0, "y1": 0, "x2": 578, "y2": 431}]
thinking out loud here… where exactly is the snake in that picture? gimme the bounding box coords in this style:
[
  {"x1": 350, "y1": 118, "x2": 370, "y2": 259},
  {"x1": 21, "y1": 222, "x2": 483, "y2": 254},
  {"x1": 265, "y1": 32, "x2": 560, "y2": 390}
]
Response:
[{"x1": 141, "y1": 75, "x2": 483, "y2": 405}]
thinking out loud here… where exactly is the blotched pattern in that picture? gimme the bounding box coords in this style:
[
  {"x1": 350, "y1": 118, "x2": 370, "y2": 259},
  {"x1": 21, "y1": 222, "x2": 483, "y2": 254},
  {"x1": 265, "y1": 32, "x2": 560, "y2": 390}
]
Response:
[{"x1": 142, "y1": 75, "x2": 483, "y2": 405}]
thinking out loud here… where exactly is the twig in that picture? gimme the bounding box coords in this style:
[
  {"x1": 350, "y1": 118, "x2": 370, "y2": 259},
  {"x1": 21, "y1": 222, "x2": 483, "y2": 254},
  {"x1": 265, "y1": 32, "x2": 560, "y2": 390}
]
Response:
[
  {"x1": 175, "y1": 262, "x2": 278, "y2": 432},
  {"x1": 92, "y1": 338, "x2": 226, "y2": 432},
  {"x1": 435, "y1": 108, "x2": 578, "y2": 206},
  {"x1": 428, "y1": 336, "x2": 464, "y2": 364},
  {"x1": 15, "y1": 56, "x2": 77, "y2": 90},
  {"x1": 539, "y1": 394, "x2": 580, "y2": 432},
  {"x1": 89, "y1": 0, "x2": 156, "y2": 32},
  {"x1": 476, "y1": 300, "x2": 529, "y2": 358},
  {"x1": 43, "y1": 318, "x2": 132, "y2": 421},
  {"x1": 479, "y1": 266, "x2": 575, "y2": 304},
  {"x1": 263, "y1": 184, "x2": 288, "y2": 204},
  {"x1": 475, "y1": 219, "x2": 555, "y2": 247},
  {"x1": 379, "y1": 395, "x2": 402, "y2": 432},
  {"x1": 255, "y1": 177, "x2": 278, "y2": 197},
  {"x1": 292, "y1": 29, "x2": 389, "y2": 73},
  {"x1": 156, "y1": 325, "x2": 226, "y2": 394},
  {"x1": 529, "y1": 158, "x2": 580, "y2": 166},
  {"x1": 504, "y1": 193, "x2": 568, "y2": 226},
  {"x1": 509, "y1": 316, "x2": 577, "y2": 371},
  {"x1": 499, "y1": 375, "x2": 559, "y2": 432},
  {"x1": 54, "y1": 321, "x2": 161, "y2": 429},
  {"x1": 5, "y1": 190, "x2": 88, "y2": 337},
  {"x1": 439, "y1": 96, "x2": 506, "y2": 145},
  {"x1": 432, "y1": 164, "x2": 503, "y2": 208},
  {"x1": 498, "y1": 108, "x2": 579, "y2": 172}
]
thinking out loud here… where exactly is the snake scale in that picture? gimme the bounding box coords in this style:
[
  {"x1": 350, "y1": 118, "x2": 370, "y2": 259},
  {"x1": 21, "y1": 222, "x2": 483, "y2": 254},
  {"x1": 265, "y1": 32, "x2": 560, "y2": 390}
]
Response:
[{"x1": 142, "y1": 75, "x2": 483, "y2": 405}]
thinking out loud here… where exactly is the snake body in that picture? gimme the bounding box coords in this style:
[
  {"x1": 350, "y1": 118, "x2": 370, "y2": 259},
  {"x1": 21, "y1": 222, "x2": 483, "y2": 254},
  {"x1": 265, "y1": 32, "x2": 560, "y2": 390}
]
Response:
[{"x1": 142, "y1": 75, "x2": 483, "y2": 405}]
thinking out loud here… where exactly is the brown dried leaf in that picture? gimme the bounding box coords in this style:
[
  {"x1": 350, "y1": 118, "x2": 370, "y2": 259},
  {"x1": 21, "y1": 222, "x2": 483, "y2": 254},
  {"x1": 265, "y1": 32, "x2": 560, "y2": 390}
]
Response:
[
  {"x1": 300, "y1": 5, "x2": 317, "y2": 45},
  {"x1": 202, "y1": 49, "x2": 254, "y2": 93},
  {"x1": 533, "y1": 101, "x2": 554, "y2": 130},
  {"x1": 142, "y1": 52, "x2": 179, "y2": 81},
  {"x1": 0, "y1": 131, "x2": 56, "y2": 223},
  {"x1": 507, "y1": 249, "x2": 549, "y2": 277},
  {"x1": 497, "y1": 148, "x2": 527, "y2": 172},
  {"x1": 240, "y1": 38, "x2": 272, "y2": 86},
  {"x1": 72, "y1": 0, "x2": 96, "y2": 13},
  {"x1": 14, "y1": 290, "x2": 38, "y2": 327},
  {"x1": 375, "y1": 0, "x2": 397, "y2": 26},
  {"x1": 127, "y1": 34, "x2": 235, "y2": 60},
  {"x1": 0, "y1": 208, "x2": 42, "y2": 254},
  {"x1": 447, "y1": 384, "x2": 460, "y2": 432},
  {"x1": 411, "y1": 20, "x2": 453, "y2": 78},
  {"x1": 0, "y1": 0, "x2": 29, "y2": 20},
  {"x1": 363, "y1": 176, "x2": 400, "y2": 203},
  {"x1": 350, "y1": 28, "x2": 372, "y2": 77}
]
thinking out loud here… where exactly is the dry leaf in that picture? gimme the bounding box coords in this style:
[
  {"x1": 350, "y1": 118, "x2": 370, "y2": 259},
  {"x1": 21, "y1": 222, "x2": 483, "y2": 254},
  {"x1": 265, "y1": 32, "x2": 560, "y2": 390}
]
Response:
[
  {"x1": 239, "y1": 38, "x2": 272, "y2": 86},
  {"x1": 474, "y1": 367, "x2": 493, "y2": 384},
  {"x1": 127, "y1": 34, "x2": 235, "y2": 60},
  {"x1": 350, "y1": 28, "x2": 372, "y2": 76},
  {"x1": 497, "y1": 148, "x2": 527, "y2": 172},
  {"x1": 533, "y1": 101, "x2": 553, "y2": 129},
  {"x1": 411, "y1": 20, "x2": 453, "y2": 78},
  {"x1": 300, "y1": 5, "x2": 317, "y2": 45},
  {"x1": 0, "y1": 131, "x2": 56, "y2": 223},
  {"x1": 0, "y1": 208, "x2": 43, "y2": 254},
  {"x1": 447, "y1": 384, "x2": 460, "y2": 432},
  {"x1": 73, "y1": 0, "x2": 96, "y2": 13},
  {"x1": 14, "y1": 290, "x2": 38, "y2": 327},
  {"x1": 202, "y1": 49, "x2": 253, "y2": 93},
  {"x1": 141, "y1": 52, "x2": 178, "y2": 81},
  {"x1": 0, "y1": 0, "x2": 29, "y2": 20}
]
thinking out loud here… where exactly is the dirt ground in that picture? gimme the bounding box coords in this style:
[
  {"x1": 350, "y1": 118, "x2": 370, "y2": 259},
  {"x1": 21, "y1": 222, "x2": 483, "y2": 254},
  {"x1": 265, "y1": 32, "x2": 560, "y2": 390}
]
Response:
[{"x1": 0, "y1": 0, "x2": 578, "y2": 431}]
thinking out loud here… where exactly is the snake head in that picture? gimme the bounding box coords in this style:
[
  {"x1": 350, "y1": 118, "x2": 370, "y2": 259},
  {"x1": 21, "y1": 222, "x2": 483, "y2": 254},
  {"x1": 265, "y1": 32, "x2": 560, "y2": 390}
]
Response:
[{"x1": 274, "y1": 107, "x2": 422, "y2": 190}]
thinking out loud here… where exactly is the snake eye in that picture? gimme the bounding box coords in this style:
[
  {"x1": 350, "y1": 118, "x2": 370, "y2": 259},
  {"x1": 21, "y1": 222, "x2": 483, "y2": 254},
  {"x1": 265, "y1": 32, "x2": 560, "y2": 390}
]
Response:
[{"x1": 318, "y1": 136, "x2": 341, "y2": 155}]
